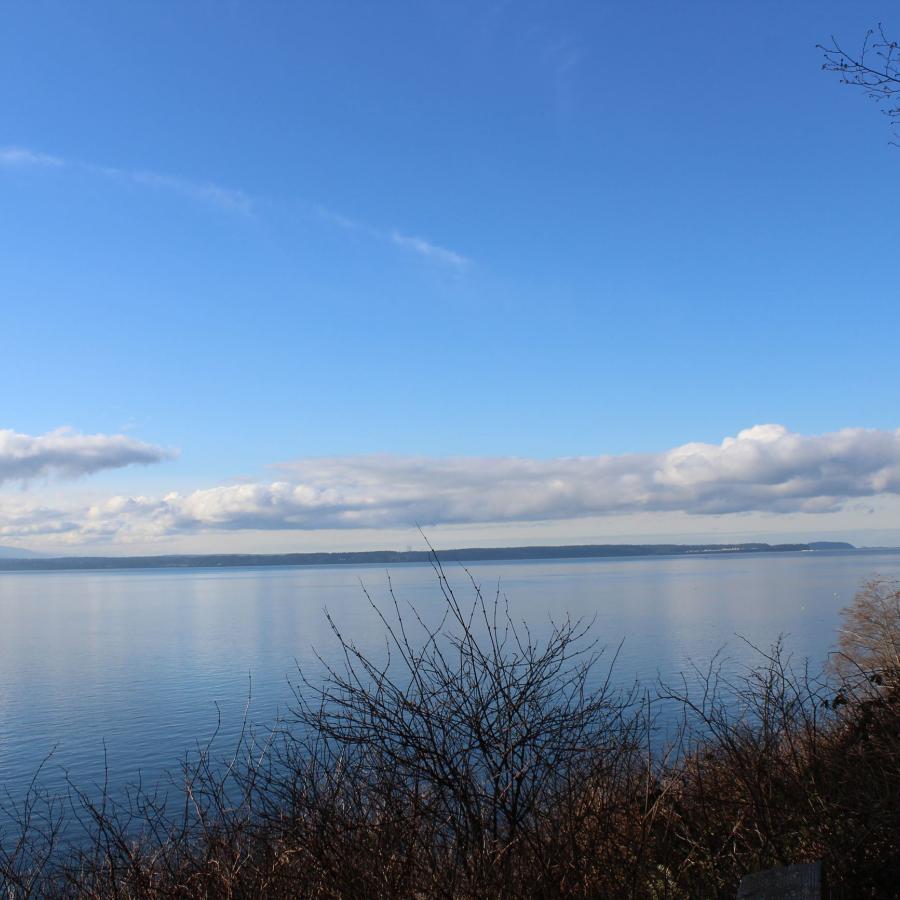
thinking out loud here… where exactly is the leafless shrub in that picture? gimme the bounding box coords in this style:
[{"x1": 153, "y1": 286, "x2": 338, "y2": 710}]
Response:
[
  {"x1": 832, "y1": 577, "x2": 900, "y2": 688},
  {"x1": 656, "y1": 642, "x2": 835, "y2": 895},
  {"x1": 287, "y1": 559, "x2": 655, "y2": 897},
  {"x1": 652, "y1": 626, "x2": 900, "y2": 899}
]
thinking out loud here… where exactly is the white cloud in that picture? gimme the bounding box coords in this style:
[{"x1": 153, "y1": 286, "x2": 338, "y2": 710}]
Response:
[
  {"x1": 0, "y1": 428, "x2": 175, "y2": 484},
  {"x1": 2, "y1": 147, "x2": 464, "y2": 257},
  {"x1": 0, "y1": 147, "x2": 65, "y2": 167},
  {"x1": 389, "y1": 230, "x2": 470, "y2": 270},
  {"x1": 319, "y1": 206, "x2": 471, "y2": 270},
  {"x1": 126, "y1": 170, "x2": 253, "y2": 214},
  {"x1": 3, "y1": 425, "x2": 900, "y2": 547},
  {"x1": 0, "y1": 145, "x2": 253, "y2": 213}
]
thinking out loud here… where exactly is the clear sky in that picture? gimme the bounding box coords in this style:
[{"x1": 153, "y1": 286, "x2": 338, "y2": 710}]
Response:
[{"x1": 2, "y1": 1, "x2": 900, "y2": 554}]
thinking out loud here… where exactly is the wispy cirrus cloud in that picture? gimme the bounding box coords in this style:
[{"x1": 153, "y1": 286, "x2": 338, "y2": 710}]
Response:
[
  {"x1": 0, "y1": 145, "x2": 254, "y2": 214},
  {"x1": 318, "y1": 206, "x2": 471, "y2": 271},
  {"x1": 0, "y1": 147, "x2": 65, "y2": 167},
  {"x1": 388, "y1": 230, "x2": 470, "y2": 269},
  {"x1": 1, "y1": 146, "x2": 469, "y2": 263},
  {"x1": 543, "y1": 34, "x2": 584, "y2": 118},
  {"x1": 4, "y1": 425, "x2": 900, "y2": 546},
  {"x1": 119, "y1": 169, "x2": 253, "y2": 214},
  {"x1": 0, "y1": 428, "x2": 175, "y2": 485}
]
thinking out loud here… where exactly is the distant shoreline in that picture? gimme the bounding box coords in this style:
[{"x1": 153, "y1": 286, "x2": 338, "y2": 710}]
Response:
[{"x1": 0, "y1": 541, "x2": 874, "y2": 573}]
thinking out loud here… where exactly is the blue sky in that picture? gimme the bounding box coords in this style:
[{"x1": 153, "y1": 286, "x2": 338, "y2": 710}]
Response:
[{"x1": 2, "y1": 1, "x2": 900, "y2": 553}]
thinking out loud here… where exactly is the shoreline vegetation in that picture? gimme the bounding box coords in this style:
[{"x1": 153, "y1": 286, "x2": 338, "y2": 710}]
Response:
[
  {"x1": 2, "y1": 562, "x2": 899, "y2": 898},
  {"x1": 0, "y1": 540, "x2": 861, "y2": 573}
]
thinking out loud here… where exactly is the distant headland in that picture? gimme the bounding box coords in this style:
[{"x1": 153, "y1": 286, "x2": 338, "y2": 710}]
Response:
[{"x1": 0, "y1": 541, "x2": 860, "y2": 572}]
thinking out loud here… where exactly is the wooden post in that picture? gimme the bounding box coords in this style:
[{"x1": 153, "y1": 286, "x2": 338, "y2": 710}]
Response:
[{"x1": 737, "y1": 861, "x2": 823, "y2": 899}]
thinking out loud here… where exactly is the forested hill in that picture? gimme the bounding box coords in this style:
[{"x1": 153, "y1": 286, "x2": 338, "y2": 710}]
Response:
[{"x1": 0, "y1": 541, "x2": 856, "y2": 572}]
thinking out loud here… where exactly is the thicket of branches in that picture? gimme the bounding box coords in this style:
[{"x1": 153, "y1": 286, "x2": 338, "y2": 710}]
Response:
[
  {"x1": 821, "y1": 23, "x2": 900, "y2": 144},
  {"x1": 2, "y1": 570, "x2": 900, "y2": 898}
]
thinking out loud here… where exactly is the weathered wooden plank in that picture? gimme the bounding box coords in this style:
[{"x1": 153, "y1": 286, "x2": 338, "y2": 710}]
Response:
[{"x1": 737, "y1": 861, "x2": 823, "y2": 899}]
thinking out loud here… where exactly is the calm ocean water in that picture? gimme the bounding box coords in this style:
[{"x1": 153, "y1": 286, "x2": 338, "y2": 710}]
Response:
[{"x1": 2, "y1": 550, "x2": 899, "y2": 806}]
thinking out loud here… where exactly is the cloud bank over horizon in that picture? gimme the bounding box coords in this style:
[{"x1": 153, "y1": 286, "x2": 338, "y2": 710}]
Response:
[
  {"x1": 2, "y1": 424, "x2": 900, "y2": 548},
  {"x1": 0, "y1": 428, "x2": 175, "y2": 485}
]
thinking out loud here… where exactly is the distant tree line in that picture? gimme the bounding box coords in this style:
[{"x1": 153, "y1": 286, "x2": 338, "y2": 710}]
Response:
[{"x1": 0, "y1": 541, "x2": 855, "y2": 572}]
